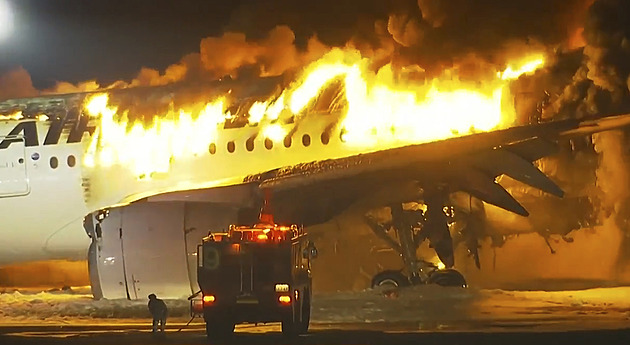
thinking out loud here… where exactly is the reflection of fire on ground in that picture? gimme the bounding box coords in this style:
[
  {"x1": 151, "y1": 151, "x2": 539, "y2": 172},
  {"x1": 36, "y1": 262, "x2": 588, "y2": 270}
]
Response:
[
  {"x1": 0, "y1": 260, "x2": 89, "y2": 289},
  {"x1": 3, "y1": 284, "x2": 630, "y2": 332}
]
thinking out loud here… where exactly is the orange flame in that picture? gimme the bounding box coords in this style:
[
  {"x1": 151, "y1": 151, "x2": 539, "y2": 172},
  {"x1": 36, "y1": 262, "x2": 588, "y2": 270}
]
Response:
[
  {"x1": 0, "y1": 111, "x2": 49, "y2": 121},
  {"x1": 0, "y1": 111, "x2": 23, "y2": 121},
  {"x1": 83, "y1": 48, "x2": 545, "y2": 179}
]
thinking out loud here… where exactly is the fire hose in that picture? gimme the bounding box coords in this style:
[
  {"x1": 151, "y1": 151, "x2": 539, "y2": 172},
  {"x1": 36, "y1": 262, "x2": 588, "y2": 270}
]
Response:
[
  {"x1": 175, "y1": 315, "x2": 198, "y2": 333},
  {"x1": 175, "y1": 290, "x2": 203, "y2": 333}
]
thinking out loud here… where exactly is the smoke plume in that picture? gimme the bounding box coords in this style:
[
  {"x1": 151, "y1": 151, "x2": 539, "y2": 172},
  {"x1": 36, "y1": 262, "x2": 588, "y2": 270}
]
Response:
[
  {"x1": 0, "y1": 0, "x2": 600, "y2": 100},
  {"x1": 0, "y1": 67, "x2": 38, "y2": 99}
]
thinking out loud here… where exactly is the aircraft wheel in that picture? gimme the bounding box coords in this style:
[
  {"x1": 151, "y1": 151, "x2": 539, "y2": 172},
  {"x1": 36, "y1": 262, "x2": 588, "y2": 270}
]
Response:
[
  {"x1": 371, "y1": 270, "x2": 410, "y2": 289},
  {"x1": 427, "y1": 269, "x2": 467, "y2": 288}
]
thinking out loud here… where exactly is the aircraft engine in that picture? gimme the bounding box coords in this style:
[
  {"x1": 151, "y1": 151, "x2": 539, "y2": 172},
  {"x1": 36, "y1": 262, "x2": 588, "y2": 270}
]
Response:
[{"x1": 84, "y1": 200, "x2": 240, "y2": 300}]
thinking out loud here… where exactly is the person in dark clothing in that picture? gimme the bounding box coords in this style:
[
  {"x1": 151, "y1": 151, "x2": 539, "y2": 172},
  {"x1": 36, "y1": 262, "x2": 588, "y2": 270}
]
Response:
[{"x1": 148, "y1": 293, "x2": 168, "y2": 333}]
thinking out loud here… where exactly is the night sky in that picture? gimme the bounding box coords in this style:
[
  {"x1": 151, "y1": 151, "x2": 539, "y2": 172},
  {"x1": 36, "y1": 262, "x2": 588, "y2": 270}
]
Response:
[
  {"x1": 0, "y1": 0, "x2": 392, "y2": 90},
  {"x1": 0, "y1": 0, "x2": 239, "y2": 88}
]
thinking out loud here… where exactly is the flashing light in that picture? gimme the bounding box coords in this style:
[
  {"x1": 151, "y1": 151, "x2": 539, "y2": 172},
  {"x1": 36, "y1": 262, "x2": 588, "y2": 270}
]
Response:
[
  {"x1": 231, "y1": 243, "x2": 241, "y2": 253},
  {"x1": 256, "y1": 233, "x2": 269, "y2": 241},
  {"x1": 203, "y1": 295, "x2": 216, "y2": 304},
  {"x1": 278, "y1": 295, "x2": 291, "y2": 304},
  {"x1": 275, "y1": 284, "x2": 290, "y2": 292}
]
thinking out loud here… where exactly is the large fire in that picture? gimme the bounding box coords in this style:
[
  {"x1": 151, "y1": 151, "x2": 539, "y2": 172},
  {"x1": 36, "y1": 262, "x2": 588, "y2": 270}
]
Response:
[{"x1": 83, "y1": 48, "x2": 544, "y2": 179}]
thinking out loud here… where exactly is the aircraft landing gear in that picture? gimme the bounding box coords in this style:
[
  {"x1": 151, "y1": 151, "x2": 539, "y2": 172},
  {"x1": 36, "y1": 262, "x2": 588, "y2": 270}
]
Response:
[
  {"x1": 371, "y1": 270, "x2": 410, "y2": 289},
  {"x1": 427, "y1": 269, "x2": 467, "y2": 288},
  {"x1": 366, "y1": 190, "x2": 467, "y2": 289}
]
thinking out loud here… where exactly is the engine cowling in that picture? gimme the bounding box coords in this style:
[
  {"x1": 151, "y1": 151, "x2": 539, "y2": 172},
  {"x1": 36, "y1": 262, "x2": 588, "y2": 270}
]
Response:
[{"x1": 86, "y1": 200, "x2": 240, "y2": 300}]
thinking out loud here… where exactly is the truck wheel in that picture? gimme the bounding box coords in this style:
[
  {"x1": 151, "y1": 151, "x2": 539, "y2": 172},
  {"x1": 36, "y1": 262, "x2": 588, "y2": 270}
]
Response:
[
  {"x1": 205, "y1": 320, "x2": 235, "y2": 339},
  {"x1": 281, "y1": 319, "x2": 298, "y2": 337},
  {"x1": 427, "y1": 269, "x2": 467, "y2": 288},
  {"x1": 298, "y1": 290, "x2": 311, "y2": 334},
  {"x1": 371, "y1": 270, "x2": 409, "y2": 289}
]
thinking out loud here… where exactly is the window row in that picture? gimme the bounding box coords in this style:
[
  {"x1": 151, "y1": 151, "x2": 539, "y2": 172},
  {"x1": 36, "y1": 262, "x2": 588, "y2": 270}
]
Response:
[
  {"x1": 209, "y1": 132, "x2": 333, "y2": 155},
  {"x1": 18, "y1": 154, "x2": 77, "y2": 169},
  {"x1": 49, "y1": 155, "x2": 76, "y2": 169}
]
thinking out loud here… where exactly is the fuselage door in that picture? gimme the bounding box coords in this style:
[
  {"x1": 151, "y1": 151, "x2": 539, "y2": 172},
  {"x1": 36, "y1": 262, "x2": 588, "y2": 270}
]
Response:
[{"x1": 0, "y1": 135, "x2": 29, "y2": 197}]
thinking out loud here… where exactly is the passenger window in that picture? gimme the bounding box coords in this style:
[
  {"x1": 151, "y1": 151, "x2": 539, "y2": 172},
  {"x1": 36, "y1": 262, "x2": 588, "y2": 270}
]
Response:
[
  {"x1": 67, "y1": 155, "x2": 76, "y2": 167},
  {"x1": 302, "y1": 134, "x2": 311, "y2": 147},
  {"x1": 284, "y1": 136, "x2": 292, "y2": 148},
  {"x1": 209, "y1": 143, "x2": 217, "y2": 155},
  {"x1": 321, "y1": 132, "x2": 330, "y2": 145},
  {"x1": 246, "y1": 137, "x2": 255, "y2": 152},
  {"x1": 339, "y1": 129, "x2": 347, "y2": 143},
  {"x1": 227, "y1": 141, "x2": 235, "y2": 153},
  {"x1": 264, "y1": 138, "x2": 273, "y2": 150},
  {"x1": 50, "y1": 156, "x2": 58, "y2": 169}
]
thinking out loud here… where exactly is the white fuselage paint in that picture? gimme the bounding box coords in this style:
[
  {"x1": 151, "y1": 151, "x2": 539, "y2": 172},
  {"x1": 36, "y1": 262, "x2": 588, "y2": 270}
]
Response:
[
  {"x1": 0, "y1": 120, "x2": 89, "y2": 264},
  {"x1": 0, "y1": 113, "x2": 417, "y2": 267}
]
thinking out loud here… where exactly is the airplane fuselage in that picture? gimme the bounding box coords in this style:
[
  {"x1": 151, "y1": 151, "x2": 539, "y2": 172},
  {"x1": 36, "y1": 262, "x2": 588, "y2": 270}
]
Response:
[
  {"x1": 0, "y1": 119, "x2": 90, "y2": 264},
  {"x1": 0, "y1": 110, "x2": 428, "y2": 266}
]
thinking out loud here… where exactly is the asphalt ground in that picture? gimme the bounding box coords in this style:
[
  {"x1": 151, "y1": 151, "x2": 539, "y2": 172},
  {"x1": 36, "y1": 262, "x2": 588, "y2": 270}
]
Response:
[{"x1": 1, "y1": 322, "x2": 630, "y2": 345}]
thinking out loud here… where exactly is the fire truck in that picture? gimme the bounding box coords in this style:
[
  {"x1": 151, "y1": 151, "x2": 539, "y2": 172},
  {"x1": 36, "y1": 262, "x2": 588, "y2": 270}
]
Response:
[{"x1": 193, "y1": 221, "x2": 316, "y2": 339}]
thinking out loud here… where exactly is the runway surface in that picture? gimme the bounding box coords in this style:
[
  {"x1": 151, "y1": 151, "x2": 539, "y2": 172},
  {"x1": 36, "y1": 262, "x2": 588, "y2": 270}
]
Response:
[{"x1": 2, "y1": 285, "x2": 630, "y2": 344}]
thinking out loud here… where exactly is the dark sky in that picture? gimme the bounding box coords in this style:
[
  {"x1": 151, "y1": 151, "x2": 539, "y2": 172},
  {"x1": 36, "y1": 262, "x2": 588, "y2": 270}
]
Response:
[
  {"x1": 0, "y1": 0, "x2": 599, "y2": 92},
  {"x1": 0, "y1": 0, "x2": 392, "y2": 90},
  {"x1": 0, "y1": 0, "x2": 237, "y2": 88}
]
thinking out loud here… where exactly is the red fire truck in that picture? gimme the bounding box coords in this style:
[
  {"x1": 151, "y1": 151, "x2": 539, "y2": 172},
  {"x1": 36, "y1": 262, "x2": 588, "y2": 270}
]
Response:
[{"x1": 193, "y1": 222, "x2": 316, "y2": 339}]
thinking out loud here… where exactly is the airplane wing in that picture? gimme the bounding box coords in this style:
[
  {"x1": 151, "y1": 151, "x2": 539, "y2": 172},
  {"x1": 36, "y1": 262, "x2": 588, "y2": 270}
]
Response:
[{"x1": 247, "y1": 113, "x2": 630, "y2": 226}]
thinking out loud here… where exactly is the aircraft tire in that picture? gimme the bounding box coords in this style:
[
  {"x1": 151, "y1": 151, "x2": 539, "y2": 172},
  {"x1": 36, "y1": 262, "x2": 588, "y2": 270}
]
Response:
[
  {"x1": 427, "y1": 269, "x2": 467, "y2": 288},
  {"x1": 371, "y1": 270, "x2": 410, "y2": 289}
]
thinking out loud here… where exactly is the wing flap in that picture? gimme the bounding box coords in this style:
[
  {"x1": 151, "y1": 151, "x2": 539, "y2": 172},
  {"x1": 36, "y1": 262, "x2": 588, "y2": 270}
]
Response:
[
  {"x1": 469, "y1": 149, "x2": 564, "y2": 197},
  {"x1": 458, "y1": 169, "x2": 529, "y2": 216},
  {"x1": 504, "y1": 137, "x2": 558, "y2": 162}
]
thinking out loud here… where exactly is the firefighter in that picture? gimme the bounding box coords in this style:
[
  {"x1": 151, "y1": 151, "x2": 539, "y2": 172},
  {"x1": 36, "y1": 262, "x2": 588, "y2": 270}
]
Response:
[{"x1": 147, "y1": 293, "x2": 168, "y2": 333}]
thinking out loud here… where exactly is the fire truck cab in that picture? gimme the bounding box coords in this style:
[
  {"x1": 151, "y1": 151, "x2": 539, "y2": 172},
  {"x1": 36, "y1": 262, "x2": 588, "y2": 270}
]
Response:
[{"x1": 195, "y1": 222, "x2": 315, "y2": 338}]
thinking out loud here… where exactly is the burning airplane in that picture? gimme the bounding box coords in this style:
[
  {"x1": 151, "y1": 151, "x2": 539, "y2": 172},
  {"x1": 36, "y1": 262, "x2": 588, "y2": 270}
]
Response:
[{"x1": 1, "y1": 0, "x2": 630, "y2": 297}]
